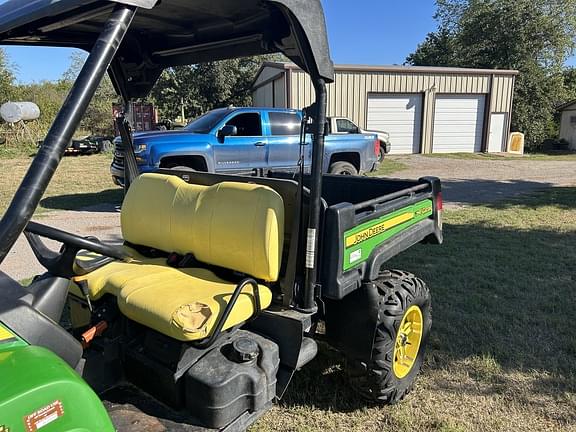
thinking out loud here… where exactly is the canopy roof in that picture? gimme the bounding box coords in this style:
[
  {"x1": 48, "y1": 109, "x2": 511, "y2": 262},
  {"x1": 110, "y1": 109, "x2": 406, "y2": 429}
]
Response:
[{"x1": 0, "y1": 0, "x2": 334, "y2": 99}]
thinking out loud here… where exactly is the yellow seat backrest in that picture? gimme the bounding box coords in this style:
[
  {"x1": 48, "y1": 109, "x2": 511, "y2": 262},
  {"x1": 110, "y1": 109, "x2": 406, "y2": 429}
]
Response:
[{"x1": 121, "y1": 174, "x2": 285, "y2": 281}]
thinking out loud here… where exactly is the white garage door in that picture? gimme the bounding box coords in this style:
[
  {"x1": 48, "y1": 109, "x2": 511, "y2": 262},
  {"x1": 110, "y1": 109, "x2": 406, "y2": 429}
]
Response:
[
  {"x1": 367, "y1": 94, "x2": 423, "y2": 154},
  {"x1": 433, "y1": 95, "x2": 485, "y2": 153}
]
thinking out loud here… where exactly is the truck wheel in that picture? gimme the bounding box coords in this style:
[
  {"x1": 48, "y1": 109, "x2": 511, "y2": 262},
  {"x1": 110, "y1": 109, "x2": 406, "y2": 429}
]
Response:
[
  {"x1": 378, "y1": 146, "x2": 385, "y2": 163},
  {"x1": 347, "y1": 269, "x2": 431, "y2": 404},
  {"x1": 329, "y1": 161, "x2": 358, "y2": 175},
  {"x1": 100, "y1": 139, "x2": 113, "y2": 153}
]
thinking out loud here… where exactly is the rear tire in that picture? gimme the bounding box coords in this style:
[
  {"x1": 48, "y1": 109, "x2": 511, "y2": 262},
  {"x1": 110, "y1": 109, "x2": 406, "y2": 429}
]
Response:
[
  {"x1": 329, "y1": 161, "x2": 358, "y2": 175},
  {"x1": 377, "y1": 146, "x2": 385, "y2": 163},
  {"x1": 347, "y1": 269, "x2": 431, "y2": 404}
]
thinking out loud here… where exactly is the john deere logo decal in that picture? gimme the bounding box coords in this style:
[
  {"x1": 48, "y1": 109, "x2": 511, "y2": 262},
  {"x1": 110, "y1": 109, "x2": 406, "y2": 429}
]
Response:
[
  {"x1": 0, "y1": 425, "x2": 10, "y2": 432},
  {"x1": 345, "y1": 212, "x2": 414, "y2": 248},
  {"x1": 414, "y1": 206, "x2": 433, "y2": 216}
]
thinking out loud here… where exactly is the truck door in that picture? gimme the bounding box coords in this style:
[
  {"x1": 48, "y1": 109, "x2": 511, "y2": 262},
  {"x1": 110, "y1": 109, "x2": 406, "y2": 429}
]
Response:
[
  {"x1": 335, "y1": 118, "x2": 360, "y2": 134},
  {"x1": 213, "y1": 111, "x2": 267, "y2": 174},
  {"x1": 265, "y1": 111, "x2": 311, "y2": 172}
]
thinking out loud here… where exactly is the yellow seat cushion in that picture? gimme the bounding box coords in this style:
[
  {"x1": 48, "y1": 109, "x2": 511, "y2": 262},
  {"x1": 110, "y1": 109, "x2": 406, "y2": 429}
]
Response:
[
  {"x1": 121, "y1": 174, "x2": 284, "y2": 281},
  {"x1": 71, "y1": 249, "x2": 271, "y2": 341}
]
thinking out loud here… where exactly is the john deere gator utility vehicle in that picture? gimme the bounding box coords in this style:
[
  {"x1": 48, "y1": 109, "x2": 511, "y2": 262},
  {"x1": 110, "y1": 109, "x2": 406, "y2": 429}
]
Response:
[{"x1": 0, "y1": 1, "x2": 443, "y2": 430}]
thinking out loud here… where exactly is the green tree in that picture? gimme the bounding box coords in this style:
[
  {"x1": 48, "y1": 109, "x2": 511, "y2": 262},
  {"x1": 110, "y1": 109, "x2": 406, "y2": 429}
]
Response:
[
  {"x1": 150, "y1": 54, "x2": 283, "y2": 121},
  {"x1": 406, "y1": 28, "x2": 459, "y2": 67},
  {"x1": 61, "y1": 51, "x2": 118, "y2": 135},
  {"x1": 407, "y1": 0, "x2": 576, "y2": 150},
  {"x1": 10, "y1": 80, "x2": 71, "y2": 144},
  {"x1": 562, "y1": 67, "x2": 576, "y2": 101},
  {"x1": 0, "y1": 48, "x2": 15, "y2": 102}
]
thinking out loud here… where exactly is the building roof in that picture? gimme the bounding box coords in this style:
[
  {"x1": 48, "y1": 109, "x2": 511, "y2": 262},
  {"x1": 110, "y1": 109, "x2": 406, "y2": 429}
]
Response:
[
  {"x1": 259, "y1": 61, "x2": 519, "y2": 76},
  {"x1": 557, "y1": 99, "x2": 576, "y2": 111}
]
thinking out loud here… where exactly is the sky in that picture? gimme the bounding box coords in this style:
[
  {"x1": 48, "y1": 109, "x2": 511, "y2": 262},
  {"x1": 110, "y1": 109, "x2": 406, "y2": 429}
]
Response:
[
  {"x1": 1, "y1": 0, "x2": 574, "y2": 83},
  {"x1": 1, "y1": 0, "x2": 439, "y2": 83}
]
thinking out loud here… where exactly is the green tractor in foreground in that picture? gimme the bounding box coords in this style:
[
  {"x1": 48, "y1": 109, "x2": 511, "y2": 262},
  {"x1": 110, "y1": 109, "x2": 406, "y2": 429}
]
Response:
[{"x1": 0, "y1": 1, "x2": 443, "y2": 430}]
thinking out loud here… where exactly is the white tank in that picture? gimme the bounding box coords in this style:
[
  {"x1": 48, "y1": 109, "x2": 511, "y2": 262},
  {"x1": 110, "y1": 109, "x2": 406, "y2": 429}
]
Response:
[{"x1": 0, "y1": 102, "x2": 41, "y2": 123}]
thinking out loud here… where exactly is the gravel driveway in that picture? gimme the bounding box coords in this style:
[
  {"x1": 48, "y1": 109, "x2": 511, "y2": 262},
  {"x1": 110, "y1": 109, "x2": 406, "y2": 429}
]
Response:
[
  {"x1": 389, "y1": 155, "x2": 576, "y2": 207},
  {"x1": 4, "y1": 204, "x2": 122, "y2": 281},
  {"x1": 3, "y1": 155, "x2": 575, "y2": 280}
]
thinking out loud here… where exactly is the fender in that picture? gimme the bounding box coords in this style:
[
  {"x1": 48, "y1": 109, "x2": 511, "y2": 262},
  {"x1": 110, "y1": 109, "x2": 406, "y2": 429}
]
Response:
[
  {"x1": 0, "y1": 323, "x2": 114, "y2": 432},
  {"x1": 152, "y1": 145, "x2": 215, "y2": 172}
]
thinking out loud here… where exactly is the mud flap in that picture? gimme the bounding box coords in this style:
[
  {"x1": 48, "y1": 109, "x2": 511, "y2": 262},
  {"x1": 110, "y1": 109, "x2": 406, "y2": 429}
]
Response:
[
  {"x1": 246, "y1": 310, "x2": 314, "y2": 398},
  {"x1": 324, "y1": 281, "x2": 380, "y2": 362}
]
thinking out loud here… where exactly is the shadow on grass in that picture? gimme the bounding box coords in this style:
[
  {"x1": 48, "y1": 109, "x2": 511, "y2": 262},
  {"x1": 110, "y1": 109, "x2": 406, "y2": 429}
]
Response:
[
  {"x1": 435, "y1": 178, "x2": 562, "y2": 207},
  {"x1": 280, "y1": 207, "x2": 576, "y2": 414},
  {"x1": 485, "y1": 186, "x2": 576, "y2": 210},
  {"x1": 40, "y1": 188, "x2": 123, "y2": 212}
]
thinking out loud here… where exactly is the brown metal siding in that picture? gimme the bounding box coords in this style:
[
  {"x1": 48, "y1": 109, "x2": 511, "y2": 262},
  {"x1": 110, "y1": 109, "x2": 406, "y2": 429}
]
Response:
[
  {"x1": 273, "y1": 77, "x2": 286, "y2": 108},
  {"x1": 253, "y1": 85, "x2": 273, "y2": 107},
  {"x1": 253, "y1": 77, "x2": 286, "y2": 108}
]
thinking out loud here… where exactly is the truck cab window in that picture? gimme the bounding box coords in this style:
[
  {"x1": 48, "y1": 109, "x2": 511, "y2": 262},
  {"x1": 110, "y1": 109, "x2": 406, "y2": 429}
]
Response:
[
  {"x1": 269, "y1": 112, "x2": 300, "y2": 136},
  {"x1": 225, "y1": 113, "x2": 262, "y2": 136},
  {"x1": 337, "y1": 119, "x2": 358, "y2": 133}
]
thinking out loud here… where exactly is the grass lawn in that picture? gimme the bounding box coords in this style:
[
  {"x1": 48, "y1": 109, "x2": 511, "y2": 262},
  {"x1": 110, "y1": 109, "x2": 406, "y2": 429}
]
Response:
[
  {"x1": 254, "y1": 187, "x2": 576, "y2": 432},
  {"x1": 0, "y1": 154, "x2": 407, "y2": 215},
  {"x1": 368, "y1": 157, "x2": 408, "y2": 176},
  {"x1": 0, "y1": 153, "x2": 121, "y2": 216},
  {"x1": 422, "y1": 152, "x2": 576, "y2": 161}
]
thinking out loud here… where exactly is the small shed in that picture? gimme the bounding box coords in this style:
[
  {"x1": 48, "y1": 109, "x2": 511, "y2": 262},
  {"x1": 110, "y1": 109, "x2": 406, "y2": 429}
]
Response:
[
  {"x1": 252, "y1": 62, "x2": 519, "y2": 154},
  {"x1": 558, "y1": 100, "x2": 576, "y2": 150}
]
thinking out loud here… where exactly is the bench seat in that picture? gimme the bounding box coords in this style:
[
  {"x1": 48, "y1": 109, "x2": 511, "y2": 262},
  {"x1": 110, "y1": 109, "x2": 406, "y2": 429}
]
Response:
[{"x1": 69, "y1": 174, "x2": 283, "y2": 342}]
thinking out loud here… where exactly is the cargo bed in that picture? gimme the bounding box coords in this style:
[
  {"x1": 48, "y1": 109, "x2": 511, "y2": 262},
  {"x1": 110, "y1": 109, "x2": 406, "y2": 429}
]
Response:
[{"x1": 315, "y1": 175, "x2": 442, "y2": 300}]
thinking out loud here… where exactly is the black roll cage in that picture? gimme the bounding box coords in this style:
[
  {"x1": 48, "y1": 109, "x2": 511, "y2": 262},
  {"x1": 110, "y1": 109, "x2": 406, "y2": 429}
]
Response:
[{"x1": 0, "y1": 0, "x2": 334, "y2": 312}]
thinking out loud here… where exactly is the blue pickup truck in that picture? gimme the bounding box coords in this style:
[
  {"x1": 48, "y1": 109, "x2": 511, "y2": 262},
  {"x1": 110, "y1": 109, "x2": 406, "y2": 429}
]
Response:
[{"x1": 110, "y1": 107, "x2": 380, "y2": 184}]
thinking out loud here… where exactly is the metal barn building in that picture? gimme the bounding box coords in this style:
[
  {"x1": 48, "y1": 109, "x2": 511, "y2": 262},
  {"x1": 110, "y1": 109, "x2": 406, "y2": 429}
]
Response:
[{"x1": 252, "y1": 62, "x2": 518, "y2": 154}]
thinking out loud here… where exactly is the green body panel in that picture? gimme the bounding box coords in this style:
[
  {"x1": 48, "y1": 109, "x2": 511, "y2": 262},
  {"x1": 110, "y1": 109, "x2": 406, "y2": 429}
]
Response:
[
  {"x1": 0, "y1": 324, "x2": 114, "y2": 432},
  {"x1": 343, "y1": 199, "x2": 433, "y2": 271}
]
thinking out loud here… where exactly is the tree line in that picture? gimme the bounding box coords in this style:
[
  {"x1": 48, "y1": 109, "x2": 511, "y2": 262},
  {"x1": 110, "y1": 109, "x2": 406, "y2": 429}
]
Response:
[
  {"x1": 0, "y1": 50, "x2": 118, "y2": 154},
  {"x1": 406, "y1": 0, "x2": 576, "y2": 150},
  {"x1": 0, "y1": 50, "x2": 277, "y2": 155}
]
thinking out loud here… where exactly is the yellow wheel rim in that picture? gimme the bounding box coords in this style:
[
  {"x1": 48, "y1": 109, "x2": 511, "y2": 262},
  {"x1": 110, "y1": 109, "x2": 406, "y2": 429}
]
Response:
[{"x1": 392, "y1": 305, "x2": 423, "y2": 379}]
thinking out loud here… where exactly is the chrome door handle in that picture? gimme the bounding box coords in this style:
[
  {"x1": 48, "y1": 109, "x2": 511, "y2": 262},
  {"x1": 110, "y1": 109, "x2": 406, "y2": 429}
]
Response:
[{"x1": 254, "y1": 141, "x2": 266, "y2": 146}]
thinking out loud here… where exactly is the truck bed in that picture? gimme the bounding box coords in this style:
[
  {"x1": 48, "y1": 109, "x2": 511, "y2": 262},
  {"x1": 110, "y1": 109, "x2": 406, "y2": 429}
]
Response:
[{"x1": 315, "y1": 175, "x2": 442, "y2": 299}]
